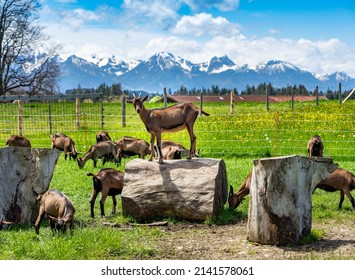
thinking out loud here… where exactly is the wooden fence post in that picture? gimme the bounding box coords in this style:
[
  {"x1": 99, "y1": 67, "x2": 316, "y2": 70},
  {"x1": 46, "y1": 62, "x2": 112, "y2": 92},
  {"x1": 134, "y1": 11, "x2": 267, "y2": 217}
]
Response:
[
  {"x1": 48, "y1": 100, "x2": 52, "y2": 135},
  {"x1": 338, "y1": 82, "x2": 342, "y2": 104},
  {"x1": 164, "y1": 87, "x2": 167, "y2": 108},
  {"x1": 315, "y1": 86, "x2": 319, "y2": 107},
  {"x1": 122, "y1": 95, "x2": 126, "y2": 127},
  {"x1": 101, "y1": 95, "x2": 105, "y2": 130},
  {"x1": 291, "y1": 91, "x2": 294, "y2": 110},
  {"x1": 75, "y1": 98, "x2": 80, "y2": 130},
  {"x1": 230, "y1": 90, "x2": 235, "y2": 114},
  {"x1": 266, "y1": 86, "x2": 269, "y2": 112},
  {"x1": 17, "y1": 100, "x2": 23, "y2": 136},
  {"x1": 199, "y1": 91, "x2": 203, "y2": 115}
]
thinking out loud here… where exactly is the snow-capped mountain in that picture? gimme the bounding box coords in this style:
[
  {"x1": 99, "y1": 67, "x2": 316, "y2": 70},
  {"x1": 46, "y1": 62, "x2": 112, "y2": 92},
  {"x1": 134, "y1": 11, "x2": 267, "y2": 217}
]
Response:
[{"x1": 58, "y1": 52, "x2": 355, "y2": 93}]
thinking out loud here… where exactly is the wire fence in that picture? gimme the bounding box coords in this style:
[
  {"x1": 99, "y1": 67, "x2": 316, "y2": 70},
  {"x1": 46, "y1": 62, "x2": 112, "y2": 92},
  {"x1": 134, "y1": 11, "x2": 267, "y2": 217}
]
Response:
[{"x1": 0, "y1": 94, "x2": 354, "y2": 161}]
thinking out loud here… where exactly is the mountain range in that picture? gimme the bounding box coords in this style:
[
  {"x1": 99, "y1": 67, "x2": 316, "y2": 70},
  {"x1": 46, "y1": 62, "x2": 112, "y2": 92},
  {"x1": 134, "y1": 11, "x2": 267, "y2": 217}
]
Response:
[{"x1": 59, "y1": 51, "x2": 355, "y2": 93}]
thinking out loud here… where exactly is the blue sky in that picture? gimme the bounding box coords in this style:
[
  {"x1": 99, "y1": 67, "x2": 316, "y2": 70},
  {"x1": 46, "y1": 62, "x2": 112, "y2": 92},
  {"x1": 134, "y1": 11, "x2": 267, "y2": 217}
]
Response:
[{"x1": 39, "y1": 0, "x2": 355, "y2": 76}]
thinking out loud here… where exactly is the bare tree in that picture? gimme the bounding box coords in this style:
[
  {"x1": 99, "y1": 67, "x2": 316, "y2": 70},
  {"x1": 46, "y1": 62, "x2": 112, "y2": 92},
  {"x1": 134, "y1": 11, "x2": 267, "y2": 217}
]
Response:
[{"x1": 0, "y1": 0, "x2": 61, "y2": 96}]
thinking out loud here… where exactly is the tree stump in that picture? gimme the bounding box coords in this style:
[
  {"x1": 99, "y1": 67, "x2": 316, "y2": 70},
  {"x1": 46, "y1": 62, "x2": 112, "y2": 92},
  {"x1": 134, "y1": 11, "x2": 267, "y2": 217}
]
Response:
[
  {"x1": 0, "y1": 147, "x2": 61, "y2": 226},
  {"x1": 121, "y1": 158, "x2": 228, "y2": 222},
  {"x1": 247, "y1": 155, "x2": 338, "y2": 245}
]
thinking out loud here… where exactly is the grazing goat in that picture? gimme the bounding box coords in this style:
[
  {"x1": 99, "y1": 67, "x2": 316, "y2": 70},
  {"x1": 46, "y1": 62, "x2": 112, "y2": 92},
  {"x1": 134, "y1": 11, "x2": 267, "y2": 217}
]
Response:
[
  {"x1": 35, "y1": 189, "x2": 76, "y2": 234},
  {"x1": 314, "y1": 168, "x2": 355, "y2": 210},
  {"x1": 115, "y1": 136, "x2": 150, "y2": 163},
  {"x1": 77, "y1": 141, "x2": 119, "y2": 169},
  {"x1": 96, "y1": 131, "x2": 111, "y2": 143},
  {"x1": 307, "y1": 135, "x2": 324, "y2": 157},
  {"x1": 128, "y1": 94, "x2": 209, "y2": 164},
  {"x1": 5, "y1": 135, "x2": 31, "y2": 147},
  {"x1": 87, "y1": 168, "x2": 124, "y2": 218},
  {"x1": 228, "y1": 171, "x2": 252, "y2": 209},
  {"x1": 51, "y1": 133, "x2": 78, "y2": 160}
]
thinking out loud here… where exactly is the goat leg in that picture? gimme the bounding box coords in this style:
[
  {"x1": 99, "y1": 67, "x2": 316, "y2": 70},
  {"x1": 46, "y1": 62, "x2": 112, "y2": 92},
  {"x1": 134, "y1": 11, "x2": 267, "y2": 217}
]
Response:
[
  {"x1": 90, "y1": 190, "x2": 99, "y2": 218},
  {"x1": 149, "y1": 133, "x2": 156, "y2": 161},
  {"x1": 156, "y1": 133, "x2": 163, "y2": 164},
  {"x1": 112, "y1": 196, "x2": 117, "y2": 215}
]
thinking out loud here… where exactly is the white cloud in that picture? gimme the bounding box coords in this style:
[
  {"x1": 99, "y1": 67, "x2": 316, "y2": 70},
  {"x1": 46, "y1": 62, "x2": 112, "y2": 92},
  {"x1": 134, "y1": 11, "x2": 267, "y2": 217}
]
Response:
[
  {"x1": 59, "y1": 9, "x2": 100, "y2": 29},
  {"x1": 172, "y1": 13, "x2": 240, "y2": 36},
  {"x1": 121, "y1": 0, "x2": 181, "y2": 27}
]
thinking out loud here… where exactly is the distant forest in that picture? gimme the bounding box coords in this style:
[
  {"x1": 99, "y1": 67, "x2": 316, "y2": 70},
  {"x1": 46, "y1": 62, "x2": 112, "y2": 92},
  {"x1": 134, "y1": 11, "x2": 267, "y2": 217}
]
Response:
[{"x1": 66, "y1": 82, "x2": 354, "y2": 100}]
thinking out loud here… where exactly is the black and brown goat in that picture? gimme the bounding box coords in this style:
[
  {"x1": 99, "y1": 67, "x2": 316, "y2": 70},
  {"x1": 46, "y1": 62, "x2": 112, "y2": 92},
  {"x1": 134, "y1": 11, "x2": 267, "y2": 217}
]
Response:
[
  {"x1": 228, "y1": 171, "x2": 252, "y2": 209},
  {"x1": 314, "y1": 168, "x2": 355, "y2": 210},
  {"x1": 6, "y1": 135, "x2": 31, "y2": 147},
  {"x1": 128, "y1": 94, "x2": 209, "y2": 164},
  {"x1": 115, "y1": 136, "x2": 151, "y2": 163},
  {"x1": 96, "y1": 131, "x2": 111, "y2": 143},
  {"x1": 87, "y1": 168, "x2": 124, "y2": 218},
  {"x1": 77, "y1": 141, "x2": 119, "y2": 169},
  {"x1": 51, "y1": 133, "x2": 78, "y2": 160},
  {"x1": 35, "y1": 189, "x2": 76, "y2": 234},
  {"x1": 307, "y1": 135, "x2": 324, "y2": 157}
]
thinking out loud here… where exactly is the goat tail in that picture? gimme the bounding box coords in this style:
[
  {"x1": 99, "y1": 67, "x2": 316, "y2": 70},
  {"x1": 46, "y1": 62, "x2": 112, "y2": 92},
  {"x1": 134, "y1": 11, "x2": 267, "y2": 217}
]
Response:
[
  {"x1": 200, "y1": 109, "x2": 210, "y2": 116},
  {"x1": 86, "y1": 172, "x2": 98, "y2": 179}
]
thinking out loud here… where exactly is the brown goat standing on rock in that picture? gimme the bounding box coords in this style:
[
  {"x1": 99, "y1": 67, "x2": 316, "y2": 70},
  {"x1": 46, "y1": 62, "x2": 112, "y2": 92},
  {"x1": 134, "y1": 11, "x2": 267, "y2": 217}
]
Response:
[
  {"x1": 128, "y1": 94, "x2": 209, "y2": 164},
  {"x1": 87, "y1": 168, "x2": 124, "y2": 218},
  {"x1": 35, "y1": 189, "x2": 76, "y2": 234},
  {"x1": 307, "y1": 135, "x2": 324, "y2": 157},
  {"x1": 314, "y1": 168, "x2": 355, "y2": 210},
  {"x1": 228, "y1": 171, "x2": 252, "y2": 209}
]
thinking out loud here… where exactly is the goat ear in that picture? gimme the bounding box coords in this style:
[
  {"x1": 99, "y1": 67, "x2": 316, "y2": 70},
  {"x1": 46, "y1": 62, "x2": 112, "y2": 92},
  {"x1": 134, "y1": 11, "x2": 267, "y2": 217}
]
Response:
[
  {"x1": 127, "y1": 99, "x2": 133, "y2": 103},
  {"x1": 143, "y1": 96, "x2": 148, "y2": 102}
]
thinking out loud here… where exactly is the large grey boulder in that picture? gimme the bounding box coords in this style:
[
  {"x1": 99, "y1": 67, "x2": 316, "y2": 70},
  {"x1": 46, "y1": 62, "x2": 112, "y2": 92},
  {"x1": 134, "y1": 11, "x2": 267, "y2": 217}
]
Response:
[
  {"x1": 0, "y1": 147, "x2": 61, "y2": 225},
  {"x1": 247, "y1": 155, "x2": 338, "y2": 245},
  {"x1": 121, "y1": 158, "x2": 228, "y2": 222}
]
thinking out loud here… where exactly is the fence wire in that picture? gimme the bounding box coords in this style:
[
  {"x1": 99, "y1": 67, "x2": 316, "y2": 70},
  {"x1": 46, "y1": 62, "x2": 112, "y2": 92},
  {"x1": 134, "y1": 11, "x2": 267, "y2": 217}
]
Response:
[{"x1": 0, "y1": 96, "x2": 354, "y2": 161}]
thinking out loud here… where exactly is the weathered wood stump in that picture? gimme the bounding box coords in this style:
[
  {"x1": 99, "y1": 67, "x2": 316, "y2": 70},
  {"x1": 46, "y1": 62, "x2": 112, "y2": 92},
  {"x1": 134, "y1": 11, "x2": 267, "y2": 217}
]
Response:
[
  {"x1": 0, "y1": 147, "x2": 61, "y2": 226},
  {"x1": 247, "y1": 155, "x2": 338, "y2": 245},
  {"x1": 121, "y1": 158, "x2": 228, "y2": 222}
]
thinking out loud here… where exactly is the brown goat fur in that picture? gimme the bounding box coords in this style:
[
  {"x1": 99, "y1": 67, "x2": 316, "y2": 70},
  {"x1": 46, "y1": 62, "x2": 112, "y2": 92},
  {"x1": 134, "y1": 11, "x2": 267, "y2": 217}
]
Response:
[
  {"x1": 228, "y1": 171, "x2": 252, "y2": 209},
  {"x1": 35, "y1": 189, "x2": 76, "y2": 234},
  {"x1": 87, "y1": 168, "x2": 124, "y2": 218},
  {"x1": 5, "y1": 135, "x2": 31, "y2": 148},
  {"x1": 51, "y1": 133, "x2": 78, "y2": 160},
  {"x1": 314, "y1": 168, "x2": 355, "y2": 210},
  {"x1": 77, "y1": 140, "x2": 119, "y2": 169},
  {"x1": 161, "y1": 140, "x2": 190, "y2": 158},
  {"x1": 96, "y1": 131, "x2": 111, "y2": 143},
  {"x1": 115, "y1": 136, "x2": 150, "y2": 163},
  {"x1": 128, "y1": 94, "x2": 209, "y2": 163},
  {"x1": 307, "y1": 135, "x2": 324, "y2": 157}
]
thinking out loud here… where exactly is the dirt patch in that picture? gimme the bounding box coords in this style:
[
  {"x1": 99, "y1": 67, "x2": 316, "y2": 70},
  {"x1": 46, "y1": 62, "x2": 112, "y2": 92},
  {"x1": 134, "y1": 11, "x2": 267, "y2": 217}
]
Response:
[{"x1": 151, "y1": 220, "x2": 355, "y2": 260}]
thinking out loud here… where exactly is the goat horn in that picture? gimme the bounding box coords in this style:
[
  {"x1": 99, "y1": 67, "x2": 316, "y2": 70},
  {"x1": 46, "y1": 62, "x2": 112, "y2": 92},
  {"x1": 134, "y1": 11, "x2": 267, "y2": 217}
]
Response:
[
  {"x1": 132, "y1": 92, "x2": 136, "y2": 99},
  {"x1": 138, "y1": 92, "x2": 142, "y2": 98}
]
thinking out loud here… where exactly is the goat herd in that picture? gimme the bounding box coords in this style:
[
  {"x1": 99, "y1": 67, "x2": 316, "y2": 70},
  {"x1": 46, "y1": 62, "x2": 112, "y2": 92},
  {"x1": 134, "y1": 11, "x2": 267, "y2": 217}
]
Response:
[{"x1": 2, "y1": 95, "x2": 355, "y2": 235}]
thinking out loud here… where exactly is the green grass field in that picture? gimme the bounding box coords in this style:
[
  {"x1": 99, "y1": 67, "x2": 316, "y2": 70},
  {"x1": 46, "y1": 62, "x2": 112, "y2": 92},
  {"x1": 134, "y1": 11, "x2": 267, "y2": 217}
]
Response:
[{"x1": 0, "y1": 99, "x2": 354, "y2": 259}]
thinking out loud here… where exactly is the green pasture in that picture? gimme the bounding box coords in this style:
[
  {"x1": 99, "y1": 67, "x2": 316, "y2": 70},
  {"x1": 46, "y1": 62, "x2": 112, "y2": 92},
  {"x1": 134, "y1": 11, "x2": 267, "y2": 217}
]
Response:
[{"x1": 0, "y1": 99, "x2": 354, "y2": 259}]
